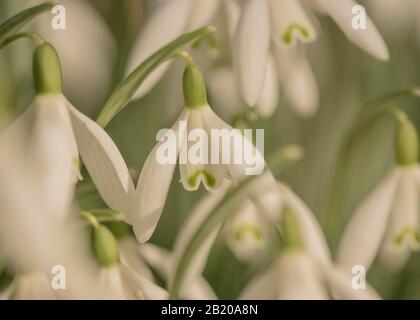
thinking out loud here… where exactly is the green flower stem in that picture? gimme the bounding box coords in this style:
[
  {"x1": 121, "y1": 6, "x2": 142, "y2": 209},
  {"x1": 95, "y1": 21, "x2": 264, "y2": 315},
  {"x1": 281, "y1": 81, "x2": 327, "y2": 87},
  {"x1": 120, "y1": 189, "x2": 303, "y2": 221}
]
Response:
[
  {"x1": 0, "y1": 32, "x2": 44, "y2": 50},
  {"x1": 0, "y1": 1, "x2": 55, "y2": 45},
  {"x1": 96, "y1": 26, "x2": 215, "y2": 128},
  {"x1": 169, "y1": 146, "x2": 303, "y2": 300}
]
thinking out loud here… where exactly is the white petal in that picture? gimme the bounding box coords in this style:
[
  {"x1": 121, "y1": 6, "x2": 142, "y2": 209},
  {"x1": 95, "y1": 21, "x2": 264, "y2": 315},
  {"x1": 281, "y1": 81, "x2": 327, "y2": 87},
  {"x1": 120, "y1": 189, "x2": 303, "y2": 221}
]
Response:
[
  {"x1": 183, "y1": 277, "x2": 218, "y2": 300},
  {"x1": 277, "y1": 251, "x2": 328, "y2": 300},
  {"x1": 118, "y1": 237, "x2": 154, "y2": 281},
  {"x1": 139, "y1": 243, "x2": 173, "y2": 279},
  {"x1": 379, "y1": 167, "x2": 419, "y2": 270},
  {"x1": 337, "y1": 169, "x2": 399, "y2": 271},
  {"x1": 188, "y1": 0, "x2": 221, "y2": 30},
  {"x1": 126, "y1": 0, "x2": 192, "y2": 100},
  {"x1": 270, "y1": 0, "x2": 317, "y2": 47},
  {"x1": 68, "y1": 102, "x2": 134, "y2": 214},
  {"x1": 274, "y1": 45, "x2": 319, "y2": 116},
  {"x1": 325, "y1": 266, "x2": 381, "y2": 300},
  {"x1": 131, "y1": 110, "x2": 188, "y2": 243},
  {"x1": 30, "y1": 95, "x2": 77, "y2": 220},
  {"x1": 14, "y1": 273, "x2": 57, "y2": 300},
  {"x1": 239, "y1": 262, "x2": 279, "y2": 299},
  {"x1": 233, "y1": 0, "x2": 270, "y2": 106},
  {"x1": 120, "y1": 264, "x2": 168, "y2": 300},
  {"x1": 280, "y1": 185, "x2": 332, "y2": 266},
  {"x1": 98, "y1": 266, "x2": 134, "y2": 299},
  {"x1": 224, "y1": 0, "x2": 241, "y2": 37},
  {"x1": 314, "y1": 0, "x2": 389, "y2": 61},
  {"x1": 256, "y1": 55, "x2": 279, "y2": 117}
]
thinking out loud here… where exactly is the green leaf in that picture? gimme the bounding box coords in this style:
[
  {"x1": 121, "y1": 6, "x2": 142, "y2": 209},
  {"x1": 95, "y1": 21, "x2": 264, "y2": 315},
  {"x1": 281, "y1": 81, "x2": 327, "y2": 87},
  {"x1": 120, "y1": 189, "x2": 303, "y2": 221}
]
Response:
[
  {"x1": 0, "y1": 1, "x2": 55, "y2": 45},
  {"x1": 96, "y1": 25, "x2": 216, "y2": 128}
]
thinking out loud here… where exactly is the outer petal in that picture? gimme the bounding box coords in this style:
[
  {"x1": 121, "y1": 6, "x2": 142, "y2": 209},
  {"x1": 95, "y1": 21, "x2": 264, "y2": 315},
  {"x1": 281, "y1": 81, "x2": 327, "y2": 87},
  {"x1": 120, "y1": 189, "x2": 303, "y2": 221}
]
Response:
[
  {"x1": 337, "y1": 169, "x2": 400, "y2": 271},
  {"x1": 120, "y1": 264, "x2": 168, "y2": 300},
  {"x1": 131, "y1": 110, "x2": 188, "y2": 243},
  {"x1": 233, "y1": 0, "x2": 271, "y2": 106},
  {"x1": 274, "y1": 45, "x2": 319, "y2": 116},
  {"x1": 276, "y1": 251, "x2": 328, "y2": 300},
  {"x1": 270, "y1": 0, "x2": 317, "y2": 47},
  {"x1": 30, "y1": 95, "x2": 77, "y2": 220},
  {"x1": 280, "y1": 184, "x2": 332, "y2": 266},
  {"x1": 314, "y1": 0, "x2": 389, "y2": 61},
  {"x1": 379, "y1": 167, "x2": 419, "y2": 271},
  {"x1": 325, "y1": 266, "x2": 381, "y2": 300},
  {"x1": 188, "y1": 0, "x2": 221, "y2": 31},
  {"x1": 239, "y1": 262, "x2": 279, "y2": 299},
  {"x1": 255, "y1": 55, "x2": 279, "y2": 118},
  {"x1": 68, "y1": 102, "x2": 135, "y2": 215},
  {"x1": 126, "y1": 0, "x2": 192, "y2": 100}
]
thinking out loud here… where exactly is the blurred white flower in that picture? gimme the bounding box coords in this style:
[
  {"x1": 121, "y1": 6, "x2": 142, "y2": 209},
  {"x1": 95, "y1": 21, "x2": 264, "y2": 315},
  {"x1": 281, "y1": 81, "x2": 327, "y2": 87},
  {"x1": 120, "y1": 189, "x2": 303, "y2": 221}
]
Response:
[
  {"x1": 240, "y1": 192, "x2": 381, "y2": 300},
  {"x1": 91, "y1": 225, "x2": 167, "y2": 300},
  {"x1": 228, "y1": 0, "x2": 388, "y2": 116},
  {"x1": 127, "y1": 0, "x2": 387, "y2": 117},
  {"x1": 0, "y1": 136, "x2": 108, "y2": 300},
  {"x1": 6, "y1": 43, "x2": 134, "y2": 221},
  {"x1": 338, "y1": 114, "x2": 420, "y2": 271}
]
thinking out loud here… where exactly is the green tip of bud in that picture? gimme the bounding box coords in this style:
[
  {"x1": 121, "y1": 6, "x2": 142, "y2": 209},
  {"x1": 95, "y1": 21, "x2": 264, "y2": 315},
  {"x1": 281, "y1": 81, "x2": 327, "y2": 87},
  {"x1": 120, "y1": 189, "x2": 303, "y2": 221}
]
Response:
[
  {"x1": 92, "y1": 225, "x2": 119, "y2": 268},
  {"x1": 33, "y1": 42, "x2": 62, "y2": 95},
  {"x1": 280, "y1": 206, "x2": 303, "y2": 250},
  {"x1": 395, "y1": 116, "x2": 418, "y2": 166},
  {"x1": 183, "y1": 63, "x2": 207, "y2": 109}
]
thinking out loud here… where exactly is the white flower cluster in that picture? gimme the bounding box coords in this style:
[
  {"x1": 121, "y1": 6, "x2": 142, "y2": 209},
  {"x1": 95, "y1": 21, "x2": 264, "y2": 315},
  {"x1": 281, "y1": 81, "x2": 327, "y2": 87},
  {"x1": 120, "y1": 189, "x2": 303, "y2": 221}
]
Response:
[{"x1": 0, "y1": 0, "x2": 417, "y2": 301}]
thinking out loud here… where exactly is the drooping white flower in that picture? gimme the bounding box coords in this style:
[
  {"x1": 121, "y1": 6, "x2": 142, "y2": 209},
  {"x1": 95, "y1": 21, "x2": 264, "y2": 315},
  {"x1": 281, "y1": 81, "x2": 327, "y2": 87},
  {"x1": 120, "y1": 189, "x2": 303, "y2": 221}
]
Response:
[
  {"x1": 0, "y1": 137, "x2": 108, "y2": 300},
  {"x1": 91, "y1": 225, "x2": 167, "y2": 300},
  {"x1": 240, "y1": 191, "x2": 381, "y2": 300},
  {"x1": 338, "y1": 115, "x2": 420, "y2": 271},
  {"x1": 130, "y1": 62, "x2": 264, "y2": 243},
  {"x1": 229, "y1": 0, "x2": 388, "y2": 115},
  {"x1": 6, "y1": 43, "x2": 134, "y2": 221}
]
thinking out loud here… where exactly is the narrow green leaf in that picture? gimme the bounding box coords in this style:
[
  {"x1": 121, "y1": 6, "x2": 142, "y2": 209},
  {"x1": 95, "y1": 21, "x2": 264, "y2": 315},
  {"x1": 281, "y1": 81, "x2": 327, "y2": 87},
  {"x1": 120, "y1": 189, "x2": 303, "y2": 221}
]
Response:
[
  {"x1": 0, "y1": 2, "x2": 55, "y2": 44},
  {"x1": 96, "y1": 25, "x2": 216, "y2": 128}
]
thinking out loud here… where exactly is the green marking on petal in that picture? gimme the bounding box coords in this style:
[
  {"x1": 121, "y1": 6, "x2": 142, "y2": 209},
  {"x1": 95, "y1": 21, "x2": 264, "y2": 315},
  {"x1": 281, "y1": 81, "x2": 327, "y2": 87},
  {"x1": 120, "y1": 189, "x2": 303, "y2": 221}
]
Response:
[
  {"x1": 394, "y1": 227, "x2": 420, "y2": 248},
  {"x1": 187, "y1": 169, "x2": 216, "y2": 188},
  {"x1": 282, "y1": 23, "x2": 310, "y2": 45},
  {"x1": 234, "y1": 224, "x2": 263, "y2": 242}
]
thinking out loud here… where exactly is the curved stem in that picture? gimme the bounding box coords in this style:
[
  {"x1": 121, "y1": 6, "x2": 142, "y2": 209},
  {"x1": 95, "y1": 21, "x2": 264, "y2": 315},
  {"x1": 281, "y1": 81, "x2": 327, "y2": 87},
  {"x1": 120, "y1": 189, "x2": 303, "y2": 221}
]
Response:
[
  {"x1": 0, "y1": 31, "x2": 45, "y2": 50},
  {"x1": 175, "y1": 50, "x2": 194, "y2": 66}
]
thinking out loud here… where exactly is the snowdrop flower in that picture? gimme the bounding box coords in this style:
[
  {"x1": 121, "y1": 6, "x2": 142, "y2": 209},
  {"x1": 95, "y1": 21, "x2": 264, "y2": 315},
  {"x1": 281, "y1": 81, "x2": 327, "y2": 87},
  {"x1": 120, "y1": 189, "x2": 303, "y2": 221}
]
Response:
[
  {"x1": 228, "y1": 0, "x2": 388, "y2": 116},
  {"x1": 91, "y1": 224, "x2": 167, "y2": 300},
  {"x1": 0, "y1": 139, "x2": 106, "y2": 300},
  {"x1": 338, "y1": 113, "x2": 420, "y2": 272},
  {"x1": 6, "y1": 42, "x2": 134, "y2": 220},
  {"x1": 240, "y1": 197, "x2": 380, "y2": 300},
  {"x1": 130, "y1": 60, "x2": 264, "y2": 243}
]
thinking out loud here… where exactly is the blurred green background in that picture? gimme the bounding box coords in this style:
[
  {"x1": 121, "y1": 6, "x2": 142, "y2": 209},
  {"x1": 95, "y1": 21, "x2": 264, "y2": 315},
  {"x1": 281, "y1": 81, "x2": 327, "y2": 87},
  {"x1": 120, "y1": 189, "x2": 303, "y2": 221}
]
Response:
[{"x1": 1, "y1": 0, "x2": 420, "y2": 299}]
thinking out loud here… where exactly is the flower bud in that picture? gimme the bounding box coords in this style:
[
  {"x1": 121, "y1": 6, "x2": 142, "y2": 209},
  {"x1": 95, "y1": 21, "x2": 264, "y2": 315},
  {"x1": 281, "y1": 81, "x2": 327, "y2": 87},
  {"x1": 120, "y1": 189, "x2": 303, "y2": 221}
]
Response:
[
  {"x1": 33, "y1": 43, "x2": 62, "y2": 95},
  {"x1": 92, "y1": 225, "x2": 119, "y2": 268},
  {"x1": 280, "y1": 206, "x2": 303, "y2": 249},
  {"x1": 183, "y1": 63, "x2": 207, "y2": 109},
  {"x1": 395, "y1": 117, "x2": 418, "y2": 166}
]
